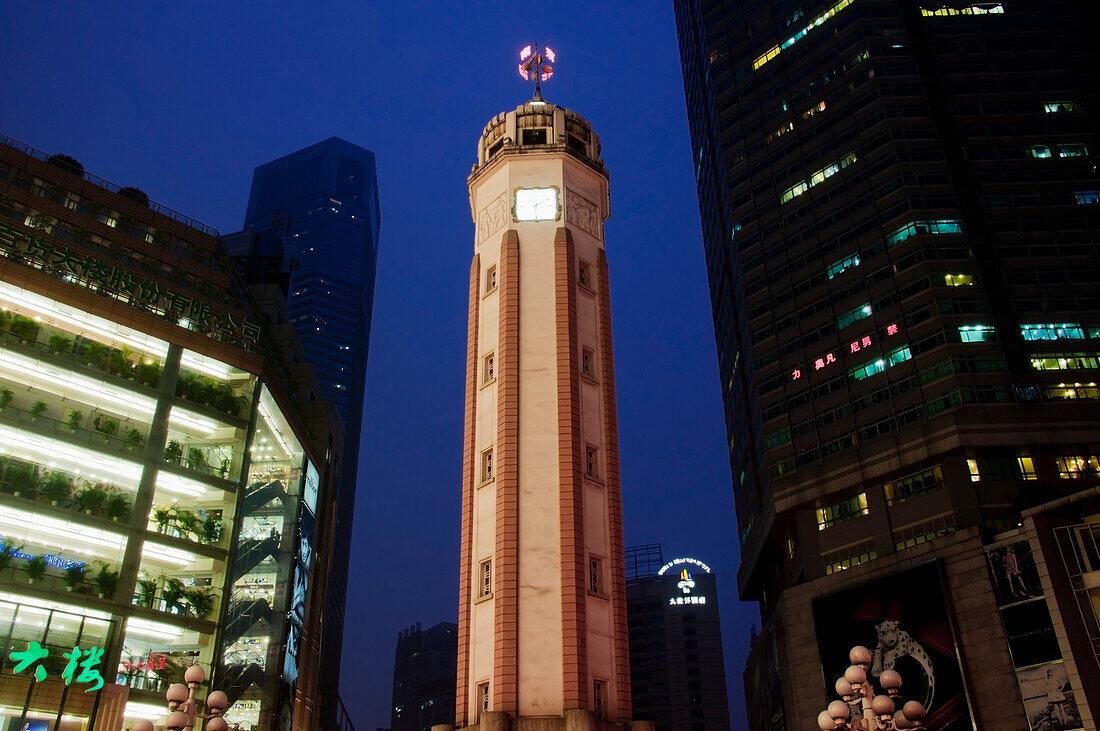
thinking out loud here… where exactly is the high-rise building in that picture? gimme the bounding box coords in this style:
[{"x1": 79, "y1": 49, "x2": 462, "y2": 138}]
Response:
[
  {"x1": 453, "y1": 93, "x2": 636, "y2": 729},
  {"x1": 0, "y1": 136, "x2": 345, "y2": 729},
  {"x1": 390, "y1": 621, "x2": 457, "y2": 731},
  {"x1": 675, "y1": 1, "x2": 1100, "y2": 729},
  {"x1": 625, "y1": 547, "x2": 730, "y2": 731},
  {"x1": 229, "y1": 137, "x2": 380, "y2": 728}
]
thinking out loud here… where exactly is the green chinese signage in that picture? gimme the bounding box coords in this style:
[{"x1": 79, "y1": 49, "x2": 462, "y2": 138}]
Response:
[
  {"x1": 10, "y1": 641, "x2": 105, "y2": 691},
  {"x1": 0, "y1": 223, "x2": 261, "y2": 350}
]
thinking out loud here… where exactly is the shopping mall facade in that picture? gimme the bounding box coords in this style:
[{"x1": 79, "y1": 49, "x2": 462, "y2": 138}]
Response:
[{"x1": 0, "y1": 137, "x2": 344, "y2": 730}]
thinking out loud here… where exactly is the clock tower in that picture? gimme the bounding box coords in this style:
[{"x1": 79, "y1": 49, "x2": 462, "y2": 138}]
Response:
[{"x1": 451, "y1": 91, "x2": 644, "y2": 731}]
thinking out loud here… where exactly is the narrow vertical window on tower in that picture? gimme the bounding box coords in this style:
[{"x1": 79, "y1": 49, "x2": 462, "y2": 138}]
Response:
[
  {"x1": 589, "y1": 556, "x2": 605, "y2": 595},
  {"x1": 484, "y1": 353, "x2": 496, "y2": 384},
  {"x1": 486, "y1": 264, "x2": 497, "y2": 292},
  {"x1": 479, "y1": 559, "x2": 493, "y2": 598},
  {"x1": 579, "y1": 261, "x2": 592, "y2": 289},
  {"x1": 582, "y1": 348, "x2": 596, "y2": 379},
  {"x1": 476, "y1": 681, "x2": 491, "y2": 718},
  {"x1": 482, "y1": 448, "x2": 494, "y2": 482},
  {"x1": 593, "y1": 679, "x2": 607, "y2": 719},
  {"x1": 586, "y1": 446, "x2": 600, "y2": 479}
]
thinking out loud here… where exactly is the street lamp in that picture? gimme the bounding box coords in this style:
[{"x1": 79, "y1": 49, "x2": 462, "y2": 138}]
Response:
[
  {"x1": 131, "y1": 664, "x2": 230, "y2": 731},
  {"x1": 817, "y1": 645, "x2": 928, "y2": 730}
]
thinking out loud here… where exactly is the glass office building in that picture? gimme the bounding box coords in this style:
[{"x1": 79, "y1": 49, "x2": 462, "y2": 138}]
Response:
[
  {"x1": 0, "y1": 137, "x2": 343, "y2": 730},
  {"x1": 232, "y1": 139, "x2": 379, "y2": 727},
  {"x1": 675, "y1": 1, "x2": 1100, "y2": 728}
]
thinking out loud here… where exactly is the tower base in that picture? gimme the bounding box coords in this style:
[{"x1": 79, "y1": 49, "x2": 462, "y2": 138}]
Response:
[{"x1": 434, "y1": 711, "x2": 655, "y2": 731}]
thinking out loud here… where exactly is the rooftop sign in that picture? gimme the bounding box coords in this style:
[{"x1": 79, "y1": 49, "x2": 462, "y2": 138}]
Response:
[{"x1": 657, "y1": 556, "x2": 712, "y2": 576}]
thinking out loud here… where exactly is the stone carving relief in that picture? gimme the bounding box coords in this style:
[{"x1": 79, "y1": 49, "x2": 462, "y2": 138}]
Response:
[
  {"x1": 477, "y1": 193, "x2": 509, "y2": 243},
  {"x1": 566, "y1": 189, "x2": 601, "y2": 240}
]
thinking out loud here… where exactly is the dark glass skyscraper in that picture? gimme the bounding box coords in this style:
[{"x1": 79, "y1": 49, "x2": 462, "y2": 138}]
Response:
[
  {"x1": 676, "y1": 1, "x2": 1100, "y2": 729},
  {"x1": 233, "y1": 137, "x2": 380, "y2": 728}
]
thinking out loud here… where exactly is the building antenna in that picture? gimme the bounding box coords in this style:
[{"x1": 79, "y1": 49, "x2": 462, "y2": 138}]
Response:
[{"x1": 518, "y1": 42, "x2": 556, "y2": 102}]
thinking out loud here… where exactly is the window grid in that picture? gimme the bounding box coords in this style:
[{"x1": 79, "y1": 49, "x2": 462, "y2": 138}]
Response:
[{"x1": 816, "y1": 493, "x2": 869, "y2": 530}]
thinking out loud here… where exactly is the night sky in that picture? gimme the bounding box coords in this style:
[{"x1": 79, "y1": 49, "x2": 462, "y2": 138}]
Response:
[{"x1": 3, "y1": 3, "x2": 756, "y2": 729}]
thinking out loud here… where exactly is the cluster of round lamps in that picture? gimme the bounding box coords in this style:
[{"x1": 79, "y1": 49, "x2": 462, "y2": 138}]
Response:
[
  {"x1": 817, "y1": 646, "x2": 928, "y2": 730},
  {"x1": 132, "y1": 664, "x2": 231, "y2": 731}
]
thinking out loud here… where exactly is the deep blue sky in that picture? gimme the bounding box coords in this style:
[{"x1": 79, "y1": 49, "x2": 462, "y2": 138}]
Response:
[{"x1": 3, "y1": 3, "x2": 756, "y2": 729}]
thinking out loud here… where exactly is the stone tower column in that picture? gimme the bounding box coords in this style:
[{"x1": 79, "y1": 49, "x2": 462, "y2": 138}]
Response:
[{"x1": 455, "y1": 99, "x2": 634, "y2": 730}]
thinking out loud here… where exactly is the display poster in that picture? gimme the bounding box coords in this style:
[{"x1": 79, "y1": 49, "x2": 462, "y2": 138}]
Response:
[
  {"x1": 987, "y1": 540, "x2": 1043, "y2": 607},
  {"x1": 1000, "y1": 600, "x2": 1060, "y2": 669},
  {"x1": 812, "y1": 563, "x2": 973, "y2": 730},
  {"x1": 744, "y1": 623, "x2": 787, "y2": 731},
  {"x1": 282, "y1": 481, "x2": 316, "y2": 687},
  {"x1": 1017, "y1": 661, "x2": 1084, "y2": 731}
]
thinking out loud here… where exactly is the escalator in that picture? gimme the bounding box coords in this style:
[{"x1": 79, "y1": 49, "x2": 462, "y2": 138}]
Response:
[
  {"x1": 221, "y1": 662, "x2": 266, "y2": 708},
  {"x1": 242, "y1": 479, "x2": 285, "y2": 515},
  {"x1": 230, "y1": 534, "x2": 280, "y2": 582},
  {"x1": 222, "y1": 598, "x2": 273, "y2": 647}
]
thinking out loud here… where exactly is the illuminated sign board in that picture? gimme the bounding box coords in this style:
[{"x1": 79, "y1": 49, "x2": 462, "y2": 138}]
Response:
[
  {"x1": 0, "y1": 223, "x2": 262, "y2": 351},
  {"x1": 9, "y1": 641, "x2": 104, "y2": 690},
  {"x1": 659, "y1": 557, "x2": 712, "y2": 608},
  {"x1": 657, "y1": 557, "x2": 712, "y2": 576},
  {"x1": 791, "y1": 323, "x2": 901, "y2": 381}
]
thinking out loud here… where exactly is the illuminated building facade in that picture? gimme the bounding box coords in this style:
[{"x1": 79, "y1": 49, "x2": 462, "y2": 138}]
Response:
[
  {"x1": 625, "y1": 547, "x2": 730, "y2": 731},
  {"x1": 674, "y1": 1, "x2": 1100, "y2": 729},
  {"x1": 0, "y1": 136, "x2": 343, "y2": 730},
  {"x1": 453, "y1": 94, "x2": 635, "y2": 729},
  {"x1": 390, "y1": 621, "x2": 457, "y2": 731},
  {"x1": 232, "y1": 139, "x2": 380, "y2": 728}
]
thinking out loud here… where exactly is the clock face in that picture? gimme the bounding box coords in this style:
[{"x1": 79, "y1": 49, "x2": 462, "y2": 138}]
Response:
[{"x1": 514, "y1": 187, "x2": 559, "y2": 222}]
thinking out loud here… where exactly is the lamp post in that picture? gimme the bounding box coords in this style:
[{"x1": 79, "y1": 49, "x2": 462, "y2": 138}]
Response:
[
  {"x1": 131, "y1": 664, "x2": 230, "y2": 731},
  {"x1": 817, "y1": 645, "x2": 928, "y2": 730}
]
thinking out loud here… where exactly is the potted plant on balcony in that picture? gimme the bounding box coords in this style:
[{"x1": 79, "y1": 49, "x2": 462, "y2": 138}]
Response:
[
  {"x1": 163, "y1": 439, "x2": 183, "y2": 464},
  {"x1": 152, "y1": 505, "x2": 174, "y2": 534},
  {"x1": 75, "y1": 484, "x2": 107, "y2": 515},
  {"x1": 108, "y1": 346, "x2": 134, "y2": 377},
  {"x1": 82, "y1": 341, "x2": 109, "y2": 369},
  {"x1": 135, "y1": 360, "x2": 161, "y2": 387},
  {"x1": 199, "y1": 378, "x2": 218, "y2": 406},
  {"x1": 0, "y1": 387, "x2": 12, "y2": 411},
  {"x1": 0, "y1": 538, "x2": 22, "y2": 573},
  {"x1": 184, "y1": 587, "x2": 215, "y2": 619},
  {"x1": 136, "y1": 575, "x2": 159, "y2": 608},
  {"x1": 24, "y1": 554, "x2": 48, "y2": 584},
  {"x1": 94, "y1": 563, "x2": 119, "y2": 599},
  {"x1": 218, "y1": 457, "x2": 232, "y2": 479},
  {"x1": 98, "y1": 417, "x2": 119, "y2": 441},
  {"x1": 48, "y1": 333, "x2": 72, "y2": 354},
  {"x1": 187, "y1": 448, "x2": 210, "y2": 474},
  {"x1": 174, "y1": 509, "x2": 201, "y2": 541},
  {"x1": 162, "y1": 577, "x2": 185, "y2": 614},
  {"x1": 9, "y1": 316, "x2": 40, "y2": 344},
  {"x1": 126, "y1": 428, "x2": 144, "y2": 451},
  {"x1": 200, "y1": 515, "x2": 221, "y2": 545},
  {"x1": 104, "y1": 491, "x2": 130, "y2": 522},
  {"x1": 63, "y1": 562, "x2": 87, "y2": 592},
  {"x1": 43, "y1": 472, "x2": 72, "y2": 506},
  {"x1": 10, "y1": 463, "x2": 38, "y2": 497},
  {"x1": 66, "y1": 409, "x2": 83, "y2": 432},
  {"x1": 176, "y1": 372, "x2": 199, "y2": 400},
  {"x1": 30, "y1": 400, "x2": 48, "y2": 421}
]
